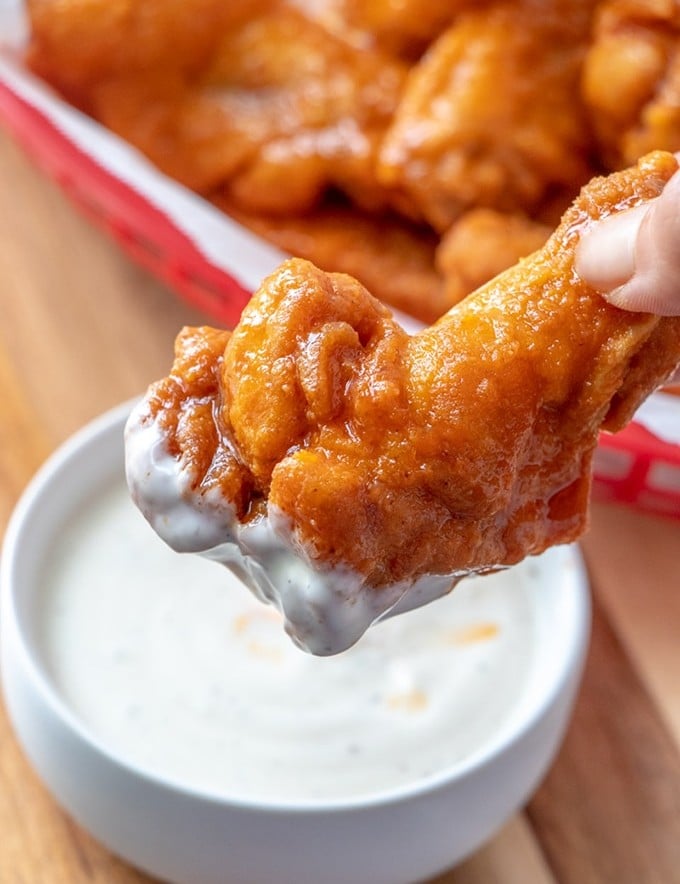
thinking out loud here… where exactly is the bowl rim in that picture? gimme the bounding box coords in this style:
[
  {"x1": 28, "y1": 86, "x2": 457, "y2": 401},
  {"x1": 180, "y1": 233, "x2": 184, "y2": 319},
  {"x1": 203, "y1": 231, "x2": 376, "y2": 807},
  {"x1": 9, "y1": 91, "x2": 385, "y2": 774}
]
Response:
[{"x1": 1, "y1": 400, "x2": 591, "y2": 815}]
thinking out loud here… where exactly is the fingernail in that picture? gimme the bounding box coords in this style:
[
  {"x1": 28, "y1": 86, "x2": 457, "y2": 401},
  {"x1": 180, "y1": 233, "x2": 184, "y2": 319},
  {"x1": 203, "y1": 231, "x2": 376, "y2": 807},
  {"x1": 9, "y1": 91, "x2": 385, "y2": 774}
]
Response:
[
  {"x1": 598, "y1": 284, "x2": 628, "y2": 308},
  {"x1": 575, "y1": 202, "x2": 650, "y2": 291}
]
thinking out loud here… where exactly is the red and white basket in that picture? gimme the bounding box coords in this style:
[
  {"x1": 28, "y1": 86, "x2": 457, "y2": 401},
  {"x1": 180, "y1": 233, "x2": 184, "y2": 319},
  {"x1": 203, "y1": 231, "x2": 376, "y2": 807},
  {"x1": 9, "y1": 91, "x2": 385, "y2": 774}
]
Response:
[
  {"x1": 1, "y1": 51, "x2": 679, "y2": 520},
  {"x1": 0, "y1": 61, "x2": 271, "y2": 329}
]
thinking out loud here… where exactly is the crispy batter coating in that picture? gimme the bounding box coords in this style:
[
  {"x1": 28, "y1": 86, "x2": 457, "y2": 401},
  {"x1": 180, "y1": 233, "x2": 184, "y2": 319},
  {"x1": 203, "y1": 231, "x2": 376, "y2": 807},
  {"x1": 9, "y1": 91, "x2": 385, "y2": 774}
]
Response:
[
  {"x1": 143, "y1": 153, "x2": 680, "y2": 588},
  {"x1": 216, "y1": 197, "x2": 448, "y2": 322},
  {"x1": 378, "y1": 0, "x2": 598, "y2": 231},
  {"x1": 582, "y1": 0, "x2": 680, "y2": 168}
]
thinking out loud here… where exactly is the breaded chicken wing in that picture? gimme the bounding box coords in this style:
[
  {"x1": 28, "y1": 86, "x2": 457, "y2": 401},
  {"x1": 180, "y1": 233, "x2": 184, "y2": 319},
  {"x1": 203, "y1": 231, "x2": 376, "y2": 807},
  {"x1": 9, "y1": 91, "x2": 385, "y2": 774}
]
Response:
[
  {"x1": 436, "y1": 209, "x2": 551, "y2": 305},
  {"x1": 378, "y1": 0, "x2": 598, "y2": 231},
  {"x1": 127, "y1": 152, "x2": 680, "y2": 654},
  {"x1": 30, "y1": 3, "x2": 407, "y2": 210},
  {"x1": 215, "y1": 197, "x2": 448, "y2": 322},
  {"x1": 582, "y1": 0, "x2": 680, "y2": 168},
  {"x1": 287, "y1": 0, "x2": 479, "y2": 57},
  {"x1": 26, "y1": 0, "x2": 269, "y2": 105}
]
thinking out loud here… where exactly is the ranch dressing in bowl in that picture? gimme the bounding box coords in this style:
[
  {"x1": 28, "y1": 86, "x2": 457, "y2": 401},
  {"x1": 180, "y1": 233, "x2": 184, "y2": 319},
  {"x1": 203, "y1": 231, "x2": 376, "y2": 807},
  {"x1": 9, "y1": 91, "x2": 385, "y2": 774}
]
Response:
[
  {"x1": 2, "y1": 403, "x2": 590, "y2": 884},
  {"x1": 37, "y1": 479, "x2": 541, "y2": 803}
]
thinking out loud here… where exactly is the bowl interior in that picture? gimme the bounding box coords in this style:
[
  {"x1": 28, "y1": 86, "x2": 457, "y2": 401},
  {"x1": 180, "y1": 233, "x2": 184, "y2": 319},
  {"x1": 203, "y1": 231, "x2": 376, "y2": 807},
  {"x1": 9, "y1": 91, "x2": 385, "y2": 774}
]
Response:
[{"x1": 3, "y1": 401, "x2": 590, "y2": 810}]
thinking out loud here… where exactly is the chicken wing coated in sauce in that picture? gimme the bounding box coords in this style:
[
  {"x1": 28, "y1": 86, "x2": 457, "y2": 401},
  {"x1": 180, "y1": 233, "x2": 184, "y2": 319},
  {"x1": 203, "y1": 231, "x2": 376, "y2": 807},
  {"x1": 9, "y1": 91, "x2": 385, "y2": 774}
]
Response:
[
  {"x1": 26, "y1": 0, "x2": 269, "y2": 104},
  {"x1": 378, "y1": 0, "x2": 598, "y2": 231},
  {"x1": 435, "y1": 209, "x2": 552, "y2": 307},
  {"x1": 198, "y1": 9, "x2": 407, "y2": 213},
  {"x1": 129, "y1": 153, "x2": 680, "y2": 602},
  {"x1": 31, "y1": 2, "x2": 407, "y2": 210},
  {"x1": 217, "y1": 197, "x2": 447, "y2": 322},
  {"x1": 582, "y1": 0, "x2": 680, "y2": 168},
  {"x1": 287, "y1": 0, "x2": 477, "y2": 57}
]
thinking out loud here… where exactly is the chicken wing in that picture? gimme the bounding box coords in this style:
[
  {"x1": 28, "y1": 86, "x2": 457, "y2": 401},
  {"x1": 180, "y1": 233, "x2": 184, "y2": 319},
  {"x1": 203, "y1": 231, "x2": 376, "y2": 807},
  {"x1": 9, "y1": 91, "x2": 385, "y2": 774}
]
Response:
[
  {"x1": 287, "y1": 0, "x2": 479, "y2": 57},
  {"x1": 26, "y1": 0, "x2": 269, "y2": 105},
  {"x1": 436, "y1": 209, "x2": 551, "y2": 306},
  {"x1": 215, "y1": 197, "x2": 448, "y2": 322},
  {"x1": 30, "y1": 2, "x2": 407, "y2": 210},
  {"x1": 378, "y1": 0, "x2": 598, "y2": 231},
  {"x1": 128, "y1": 153, "x2": 680, "y2": 654},
  {"x1": 582, "y1": 0, "x2": 680, "y2": 168}
]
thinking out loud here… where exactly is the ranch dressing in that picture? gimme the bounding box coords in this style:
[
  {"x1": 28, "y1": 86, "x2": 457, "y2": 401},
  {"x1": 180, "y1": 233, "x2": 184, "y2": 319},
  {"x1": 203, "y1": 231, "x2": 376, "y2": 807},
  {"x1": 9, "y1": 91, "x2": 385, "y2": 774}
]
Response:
[
  {"x1": 125, "y1": 405, "x2": 487, "y2": 655},
  {"x1": 38, "y1": 479, "x2": 539, "y2": 803}
]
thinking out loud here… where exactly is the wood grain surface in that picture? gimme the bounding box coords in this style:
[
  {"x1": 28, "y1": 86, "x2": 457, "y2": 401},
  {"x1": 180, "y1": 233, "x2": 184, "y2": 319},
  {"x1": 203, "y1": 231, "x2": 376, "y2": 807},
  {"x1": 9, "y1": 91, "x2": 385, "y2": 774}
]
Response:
[{"x1": 0, "y1": 128, "x2": 679, "y2": 884}]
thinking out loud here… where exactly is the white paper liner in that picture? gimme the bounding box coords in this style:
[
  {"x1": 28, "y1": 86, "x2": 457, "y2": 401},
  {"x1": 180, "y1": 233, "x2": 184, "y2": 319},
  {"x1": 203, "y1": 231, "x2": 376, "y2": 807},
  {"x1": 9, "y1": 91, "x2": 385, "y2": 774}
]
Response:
[
  {"x1": 0, "y1": 3, "x2": 678, "y2": 447},
  {"x1": 0, "y1": 0, "x2": 27, "y2": 47},
  {"x1": 633, "y1": 393, "x2": 680, "y2": 446}
]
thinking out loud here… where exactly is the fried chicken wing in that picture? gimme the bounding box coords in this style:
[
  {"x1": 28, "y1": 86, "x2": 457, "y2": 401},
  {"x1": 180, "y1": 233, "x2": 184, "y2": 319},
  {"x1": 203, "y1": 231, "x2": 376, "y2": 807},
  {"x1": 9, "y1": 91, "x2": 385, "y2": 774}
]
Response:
[
  {"x1": 199, "y1": 10, "x2": 407, "y2": 212},
  {"x1": 436, "y1": 209, "x2": 551, "y2": 305},
  {"x1": 287, "y1": 0, "x2": 478, "y2": 57},
  {"x1": 127, "y1": 152, "x2": 680, "y2": 654},
  {"x1": 26, "y1": 0, "x2": 268, "y2": 105},
  {"x1": 215, "y1": 197, "x2": 448, "y2": 322},
  {"x1": 31, "y1": 3, "x2": 407, "y2": 209},
  {"x1": 582, "y1": 0, "x2": 680, "y2": 168},
  {"x1": 378, "y1": 0, "x2": 598, "y2": 231}
]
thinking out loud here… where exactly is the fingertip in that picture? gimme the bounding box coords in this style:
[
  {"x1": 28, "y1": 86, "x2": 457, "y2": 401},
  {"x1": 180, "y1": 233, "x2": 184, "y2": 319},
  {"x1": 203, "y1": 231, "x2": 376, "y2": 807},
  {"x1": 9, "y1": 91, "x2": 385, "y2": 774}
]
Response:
[
  {"x1": 600, "y1": 282, "x2": 647, "y2": 313},
  {"x1": 601, "y1": 277, "x2": 680, "y2": 316},
  {"x1": 575, "y1": 203, "x2": 648, "y2": 291},
  {"x1": 625, "y1": 183, "x2": 680, "y2": 315},
  {"x1": 576, "y1": 164, "x2": 680, "y2": 315}
]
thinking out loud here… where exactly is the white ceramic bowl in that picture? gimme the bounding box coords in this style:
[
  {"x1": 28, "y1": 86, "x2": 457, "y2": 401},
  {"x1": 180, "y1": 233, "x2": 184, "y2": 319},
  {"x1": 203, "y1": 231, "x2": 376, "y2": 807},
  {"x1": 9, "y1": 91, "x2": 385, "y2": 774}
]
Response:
[{"x1": 1, "y1": 402, "x2": 590, "y2": 884}]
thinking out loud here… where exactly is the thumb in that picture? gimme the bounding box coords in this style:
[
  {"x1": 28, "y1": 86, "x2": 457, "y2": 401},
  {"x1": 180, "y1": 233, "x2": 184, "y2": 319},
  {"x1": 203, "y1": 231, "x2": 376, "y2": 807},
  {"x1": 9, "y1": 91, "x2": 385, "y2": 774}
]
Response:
[{"x1": 575, "y1": 169, "x2": 680, "y2": 316}]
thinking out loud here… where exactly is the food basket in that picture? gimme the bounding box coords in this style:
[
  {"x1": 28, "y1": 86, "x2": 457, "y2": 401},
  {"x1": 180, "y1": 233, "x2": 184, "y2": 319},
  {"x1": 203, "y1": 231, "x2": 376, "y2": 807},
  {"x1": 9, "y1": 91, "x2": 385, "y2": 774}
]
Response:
[
  {"x1": 1, "y1": 50, "x2": 679, "y2": 520},
  {"x1": 0, "y1": 79, "x2": 251, "y2": 326},
  {"x1": 0, "y1": 57, "x2": 282, "y2": 329}
]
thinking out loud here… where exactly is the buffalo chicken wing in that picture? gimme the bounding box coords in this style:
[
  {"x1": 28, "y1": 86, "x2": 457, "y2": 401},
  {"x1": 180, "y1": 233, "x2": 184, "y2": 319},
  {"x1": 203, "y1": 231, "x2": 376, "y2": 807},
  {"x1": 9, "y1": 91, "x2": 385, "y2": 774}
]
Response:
[{"x1": 126, "y1": 153, "x2": 680, "y2": 653}]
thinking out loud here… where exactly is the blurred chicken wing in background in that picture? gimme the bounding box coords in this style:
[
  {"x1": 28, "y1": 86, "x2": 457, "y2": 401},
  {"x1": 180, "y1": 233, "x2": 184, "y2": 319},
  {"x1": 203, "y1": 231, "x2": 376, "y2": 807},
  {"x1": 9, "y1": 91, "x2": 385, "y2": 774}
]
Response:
[
  {"x1": 436, "y1": 209, "x2": 552, "y2": 306},
  {"x1": 23, "y1": 0, "x2": 680, "y2": 322},
  {"x1": 377, "y1": 0, "x2": 598, "y2": 231},
  {"x1": 218, "y1": 197, "x2": 448, "y2": 322},
  {"x1": 583, "y1": 0, "x2": 680, "y2": 168}
]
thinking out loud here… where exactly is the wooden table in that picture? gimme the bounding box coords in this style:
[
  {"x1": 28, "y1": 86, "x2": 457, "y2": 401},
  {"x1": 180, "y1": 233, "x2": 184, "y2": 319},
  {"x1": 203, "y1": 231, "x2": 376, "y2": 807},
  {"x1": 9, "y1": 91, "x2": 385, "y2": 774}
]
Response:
[{"x1": 1, "y1": 127, "x2": 679, "y2": 884}]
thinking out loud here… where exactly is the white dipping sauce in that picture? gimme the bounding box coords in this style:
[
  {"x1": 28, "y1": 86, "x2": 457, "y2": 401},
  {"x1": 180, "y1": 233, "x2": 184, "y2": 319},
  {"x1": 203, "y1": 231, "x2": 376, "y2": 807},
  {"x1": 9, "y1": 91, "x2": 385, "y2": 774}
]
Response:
[
  {"x1": 38, "y1": 479, "x2": 540, "y2": 803},
  {"x1": 124, "y1": 404, "x2": 459, "y2": 656}
]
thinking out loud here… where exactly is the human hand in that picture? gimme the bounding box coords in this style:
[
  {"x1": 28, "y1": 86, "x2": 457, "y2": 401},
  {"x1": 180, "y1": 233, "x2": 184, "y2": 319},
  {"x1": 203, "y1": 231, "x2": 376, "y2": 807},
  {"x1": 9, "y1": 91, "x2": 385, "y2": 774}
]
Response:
[{"x1": 576, "y1": 163, "x2": 680, "y2": 317}]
